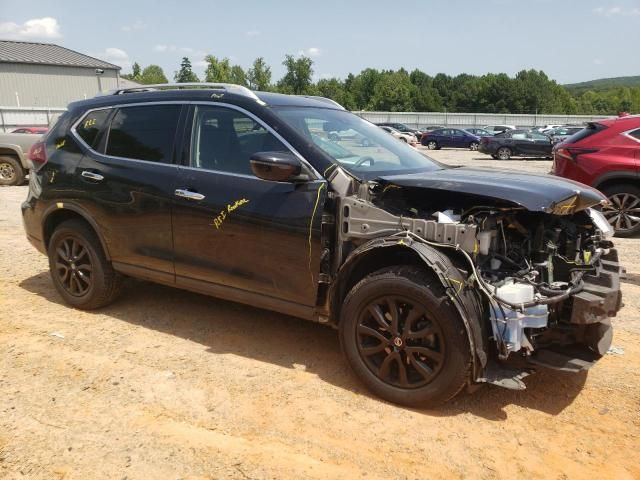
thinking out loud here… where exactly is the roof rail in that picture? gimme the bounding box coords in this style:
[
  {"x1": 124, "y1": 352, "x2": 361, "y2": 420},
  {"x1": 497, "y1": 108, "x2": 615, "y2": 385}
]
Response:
[
  {"x1": 300, "y1": 95, "x2": 345, "y2": 110},
  {"x1": 107, "y1": 82, "x2": 263, "y2": 103}
]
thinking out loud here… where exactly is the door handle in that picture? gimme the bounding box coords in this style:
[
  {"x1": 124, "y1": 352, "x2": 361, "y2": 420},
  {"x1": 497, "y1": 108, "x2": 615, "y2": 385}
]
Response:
[
  {"x1": 81, "y1": 170, "x2": 104, "y2": 181},
  {"x1": 175, "y1": 189, "x2": 205, "y2": 201}
]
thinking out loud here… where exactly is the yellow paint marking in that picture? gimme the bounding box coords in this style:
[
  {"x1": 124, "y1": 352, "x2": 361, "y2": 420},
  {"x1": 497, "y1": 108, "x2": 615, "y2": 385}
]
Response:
[
  {"x1": 308, "y1": 183, "x2": 326, "y2": 284},
  {"x1": 55, "y1": 139, "x2": 66, "y2": 149},
  {"x1": 56, "y1": 202, "x2": 64, "y2": 209},
  {"x1": 447, "y1": 277, "x2": 464, "y2": 295},
  {"x1": 211, "y1": 198, "x2": 250, "y2": 229}
]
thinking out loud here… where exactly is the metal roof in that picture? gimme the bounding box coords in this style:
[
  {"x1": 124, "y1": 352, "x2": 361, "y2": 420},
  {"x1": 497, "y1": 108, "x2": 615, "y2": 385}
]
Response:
[{"x1": 0, "y1": 40, "x2": 121, "y2": 70}]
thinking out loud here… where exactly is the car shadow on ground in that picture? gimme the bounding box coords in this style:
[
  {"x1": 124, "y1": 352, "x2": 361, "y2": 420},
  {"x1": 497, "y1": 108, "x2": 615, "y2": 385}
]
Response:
[{"x1": 20, "y1": 272, "x2": 587, "y2": 421}]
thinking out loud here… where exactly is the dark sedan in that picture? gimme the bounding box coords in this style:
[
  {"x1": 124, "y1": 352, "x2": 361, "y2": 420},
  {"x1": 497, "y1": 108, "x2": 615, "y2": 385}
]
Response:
[
  {"x1": 421, "y1": 128, "x2": 481, "y2": 150},
  {"x1": 464, "y1": 128, "x2": 492, "y2": 137},
  {"x1": 478, "y1": 129, "x2": 553, "y2": 159}
]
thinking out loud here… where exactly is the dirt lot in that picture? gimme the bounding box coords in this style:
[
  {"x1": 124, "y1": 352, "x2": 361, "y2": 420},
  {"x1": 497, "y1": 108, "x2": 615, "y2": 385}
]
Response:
[{"x1": 1, "y1": 150, "x2": 639, "y2": 479}]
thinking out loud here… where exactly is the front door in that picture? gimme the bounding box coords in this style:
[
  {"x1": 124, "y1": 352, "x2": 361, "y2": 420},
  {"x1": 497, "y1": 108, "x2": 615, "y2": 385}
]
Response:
[{"x1": 171, "y1": 104, "x2": 326, "y2": 308}]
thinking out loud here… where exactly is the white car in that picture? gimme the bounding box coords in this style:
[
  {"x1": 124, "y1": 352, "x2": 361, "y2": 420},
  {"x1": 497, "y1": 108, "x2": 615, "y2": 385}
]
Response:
[
  {"x1": 483, "y1": 125, "x2": 517, "y2": 135},
  {"x1": 379, "y1": 126, "x2": 417, "y2": 145}
]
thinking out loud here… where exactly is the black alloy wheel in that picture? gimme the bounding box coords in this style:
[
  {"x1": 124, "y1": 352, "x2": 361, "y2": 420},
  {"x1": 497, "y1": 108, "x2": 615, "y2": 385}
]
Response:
[
  {"x1": 48, "y1": 219, "x2": 123, "y2": 309},
  {"x1": 356, "y1": 295, "x2": 445, "y2": 388},
  {"x1": 340, "y1": 266, "x2": 471, "y2": 407},
  {"x1": 54, "y1": 236, "x2": 93, "y2": 297}
]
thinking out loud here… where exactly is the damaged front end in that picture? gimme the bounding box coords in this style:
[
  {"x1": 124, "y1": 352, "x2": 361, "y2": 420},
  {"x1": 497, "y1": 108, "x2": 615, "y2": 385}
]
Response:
[{"x1": 328, "y1": 166, "x2": 624, "y2": 390}]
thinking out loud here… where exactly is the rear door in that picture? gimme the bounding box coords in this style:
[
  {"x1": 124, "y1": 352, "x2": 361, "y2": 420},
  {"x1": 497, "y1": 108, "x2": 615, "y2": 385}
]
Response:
[
  {"x1": 528, "y1": 132, "x2": 553, "y2": 156},
  {"x1": 171, "y1": 103, "x2": 326, "y2": 309},
  {"x1": 72, "y1": 103, "x2": 183, "y2": 282}
]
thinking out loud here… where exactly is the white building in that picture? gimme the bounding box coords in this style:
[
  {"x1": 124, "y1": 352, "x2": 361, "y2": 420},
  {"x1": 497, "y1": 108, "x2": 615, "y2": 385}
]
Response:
[{"x1": 0, "y1": 40, "x2": 124, "y2": 108}]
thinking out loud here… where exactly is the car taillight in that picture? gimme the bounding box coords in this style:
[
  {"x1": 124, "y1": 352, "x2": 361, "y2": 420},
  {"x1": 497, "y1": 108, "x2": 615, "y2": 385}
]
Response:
[
  {"x1": 28, "y1": 141, "x2": 47, "y2": 165},
  {"x1": 555, "y1": 147, "x2": 598, "y2": 162}
]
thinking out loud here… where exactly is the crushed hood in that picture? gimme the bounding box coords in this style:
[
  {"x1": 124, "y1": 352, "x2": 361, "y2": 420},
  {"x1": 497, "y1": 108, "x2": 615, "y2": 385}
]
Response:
[{"x1": 379, "y1": 167, "x2": 606, "y2": 214}]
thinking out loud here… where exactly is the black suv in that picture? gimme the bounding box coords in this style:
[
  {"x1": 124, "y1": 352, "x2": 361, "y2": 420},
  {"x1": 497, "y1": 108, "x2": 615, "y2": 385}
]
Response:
[{"x1": 22, "y1": 83, "x2": 623, "y2": 406}]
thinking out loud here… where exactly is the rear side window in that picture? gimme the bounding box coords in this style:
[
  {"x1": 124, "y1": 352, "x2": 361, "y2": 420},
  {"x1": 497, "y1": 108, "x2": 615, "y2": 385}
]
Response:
[
  {"x1": 628, "y1": 128, "x2": 640, "y2": 141},
  {"x1": 565, "y1": 122, "x2": 607, "y2": 144},
  {"x1": 106, "y1": 105, "x2": 181, "y2": 163},
  {"x1": 76, "y1": 109, "x2": 111, "y2": 148}
]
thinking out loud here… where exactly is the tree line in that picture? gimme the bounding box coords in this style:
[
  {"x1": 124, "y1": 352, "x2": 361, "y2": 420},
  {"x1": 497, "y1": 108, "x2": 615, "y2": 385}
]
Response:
[{"x1": 122, "y1": 55, "x2": 640, "y2": 115}]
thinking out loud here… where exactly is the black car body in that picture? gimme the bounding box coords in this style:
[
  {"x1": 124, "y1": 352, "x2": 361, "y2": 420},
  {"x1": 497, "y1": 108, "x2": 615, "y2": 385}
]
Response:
[
  {"x1": 22, "y1": 84, "x2": 623, "y2": 407},
  {"x1": 375, "y1": 122, "x2": 422, "y2": 140},
  {"x1": 479, "y1": 129, "x2": 553, "y2": 159}
]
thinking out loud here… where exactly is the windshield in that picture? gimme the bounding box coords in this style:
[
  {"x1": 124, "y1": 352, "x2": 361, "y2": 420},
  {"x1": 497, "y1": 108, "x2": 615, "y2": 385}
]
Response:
[{"x1": 273, "y1": 107, "x2": 442, "y2": 179}]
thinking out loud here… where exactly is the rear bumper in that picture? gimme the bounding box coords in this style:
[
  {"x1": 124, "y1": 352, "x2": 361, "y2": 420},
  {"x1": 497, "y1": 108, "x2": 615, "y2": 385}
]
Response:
[{"x1": 22, "y1": 199, "x2": 46, "y2": 255}]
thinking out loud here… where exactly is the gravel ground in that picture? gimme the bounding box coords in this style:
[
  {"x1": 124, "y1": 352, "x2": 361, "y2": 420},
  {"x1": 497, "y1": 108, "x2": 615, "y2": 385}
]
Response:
[{"x1": 1, "y1": 151, "x2": 639, "y2": 479}]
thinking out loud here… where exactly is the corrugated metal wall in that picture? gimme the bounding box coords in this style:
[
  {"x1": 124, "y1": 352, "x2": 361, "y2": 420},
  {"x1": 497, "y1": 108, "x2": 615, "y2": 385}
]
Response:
[
  {"x1": 0, "y1": 63, "x2": 120, "y2": 108},
  {"x1": 355, "y1": 111, "x2": 614, "y2": 128}
]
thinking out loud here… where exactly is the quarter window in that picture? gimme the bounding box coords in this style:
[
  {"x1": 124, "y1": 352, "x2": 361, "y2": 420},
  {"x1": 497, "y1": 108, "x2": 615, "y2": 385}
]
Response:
[
  {"x1": 106, "y1": 105, "x2": 181, "y2": 163},
  {"x1": 190, "y1": 105, "x2": 288, "y2": 175},
  {"x1": 628, "y1": 129, "x2": 640, "y2": 141},
  {"x1": 76, "y1": 109, "x2": 111, "y2": 148}
]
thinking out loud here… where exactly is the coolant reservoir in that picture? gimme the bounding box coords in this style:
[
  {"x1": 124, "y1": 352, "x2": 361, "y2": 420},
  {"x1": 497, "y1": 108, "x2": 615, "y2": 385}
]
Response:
[{"x1": 491, "y1": 281, "x2": 548, "y2": 354}]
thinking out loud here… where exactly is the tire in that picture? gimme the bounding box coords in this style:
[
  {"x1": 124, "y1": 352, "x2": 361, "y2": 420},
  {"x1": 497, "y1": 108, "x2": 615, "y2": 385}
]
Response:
[
  {"x1": 491, "y1": 154, "x2": 498, "y2": 159},
  {"x1": 0, "y1": 155, "x2": 25, "y2": 186},
  {"x1": 601, "y1": 184, "x2": 640, "y2": 237},
  {"x1": 469, "y1": 141, "x2": 479, "y2": 151},
  {"x1": 426, "y1": 140, "x2": 438, "y2": 150},
  {"x1": 497, "y1": 147, "x2": 511, "y2": 160},
  {"x1": 47, "y1": 219, "x2": 123, "y2": 309},
  {"x1": 339, "y1": 266, "x2": 471, "y2": 407}
]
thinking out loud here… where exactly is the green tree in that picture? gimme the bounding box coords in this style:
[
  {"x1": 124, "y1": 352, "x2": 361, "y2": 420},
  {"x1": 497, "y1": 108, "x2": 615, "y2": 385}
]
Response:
[
  {"x1": 204, "y1": 55, "x2": 231, "y2": 83},
  {"x1": 139, "y1": 65, "x2": 168, "y2": 84},
  {"x1": 229, "y1": 65, "x2": 247, "y2": 86},
  {"x1": 247, "y1": 57, "x2": 272, "y2": 91},
  {"x1": 278, "y1": 54, "x2": 314, "y2": 94},
  {"x1": 368, "y1": 72, "x2": 415, "y2": 111},
  {"x1": 174, "y1": 57, "x2": 199, "y2": 83},
  {"x1": 316, "y1": 78, "x2": 355, "y2": 109},
  {"x1": 122, "y1": 61, "x2": 141, "y2": 81}
]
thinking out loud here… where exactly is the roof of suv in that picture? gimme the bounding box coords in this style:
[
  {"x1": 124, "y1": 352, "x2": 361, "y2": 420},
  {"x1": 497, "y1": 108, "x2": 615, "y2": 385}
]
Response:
[{"x1": 68, "y1": 86, "x2": 344, "y2": 112}]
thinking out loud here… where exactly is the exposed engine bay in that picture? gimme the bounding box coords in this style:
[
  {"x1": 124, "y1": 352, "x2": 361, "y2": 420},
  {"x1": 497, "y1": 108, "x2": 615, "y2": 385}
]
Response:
[{"x1": 327, "y1": 166, "x2": 624, "y2": 386}]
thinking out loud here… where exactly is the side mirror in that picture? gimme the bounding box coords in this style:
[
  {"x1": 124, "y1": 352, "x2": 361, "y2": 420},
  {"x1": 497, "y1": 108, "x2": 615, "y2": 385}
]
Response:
[{"x1": 250, "y1": 151, "x2": 304, "y2": 182}]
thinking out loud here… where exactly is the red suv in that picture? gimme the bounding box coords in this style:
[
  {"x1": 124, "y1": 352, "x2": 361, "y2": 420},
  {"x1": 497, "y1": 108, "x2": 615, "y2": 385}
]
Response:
[{"x1": 552, "y1": 115, "x2": 640, "y2": 237}]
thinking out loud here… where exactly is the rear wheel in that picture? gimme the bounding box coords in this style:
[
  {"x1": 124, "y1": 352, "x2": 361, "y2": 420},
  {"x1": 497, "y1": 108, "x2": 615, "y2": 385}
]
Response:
[
  {"x1": 339, "y1": 266, "x2": 471, "y2": 407},
  {"x1": 497, "y1": 147, "x2": 512, "y2": 160},
  {"x1": 469, "y1": 141, "x2": 479, "y2": 151},
  {"x1": 426, "y1": 140, "x2": 438, "y2": 150},
  {"x1": 0, "y1": 156, "x2": 24, "y2": 186},
  {"x1": 48, "y1": 220, "x2": 123, "y2": 309},
  {"x1": 601, "y1": 184, "x2": 640, "y2": 237}
]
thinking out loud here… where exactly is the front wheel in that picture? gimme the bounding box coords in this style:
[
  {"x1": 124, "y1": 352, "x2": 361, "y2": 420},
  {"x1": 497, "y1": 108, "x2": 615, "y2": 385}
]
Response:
[
  {"x1": 601, "y1": 184, "x2": 640, "y2": 237},
  {"x1": 339, "y1": 266, "x2": 471, "y2": 407},
  {"x1": 426, "y1": 140, "x2": 438, "y2": 150},
  {"x1": 497, "y1": 147, "x2": 512, "y2": 160},
  {"x1": 48, "y1": 219, "x2": 123, "y2": 309}
]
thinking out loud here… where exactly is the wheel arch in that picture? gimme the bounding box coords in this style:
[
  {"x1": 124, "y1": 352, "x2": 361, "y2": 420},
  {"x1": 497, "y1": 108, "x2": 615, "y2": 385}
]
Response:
[
  {"x1": 42, "y1": 205, "x2": 111, "y2": 260},
  {"x1": 592, "y1": 171, "x2": 640, "y2": 192},
  {"x1": 329, "y1": 237, "x2": 488, "y2": 378}
]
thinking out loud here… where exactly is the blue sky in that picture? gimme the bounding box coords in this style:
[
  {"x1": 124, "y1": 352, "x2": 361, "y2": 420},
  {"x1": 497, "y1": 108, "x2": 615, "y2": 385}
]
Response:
[{"x1": 1, "y1": 0, "x2": 639, "y2": 84}]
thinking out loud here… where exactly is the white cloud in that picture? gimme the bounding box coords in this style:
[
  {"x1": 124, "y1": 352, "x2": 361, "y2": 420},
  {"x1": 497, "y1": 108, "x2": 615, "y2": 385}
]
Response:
[
  {"x1": 246, "y1": 30, "x2": 260, "y2": 37},
  {"x1": 593, "y1": 58, "x2": 604, "y2": 65},
  {"x1": 0, "y1": 17, "x2": 62, "y2": 41},
  {"x1": 91, "y1": 47, "x2": 131, "y2": 70},
  {"x1": 297, "y1": 47, "x2": 322, "y2": 57},
  {"x1": 121, "y1": 20, "x2": 146, "y2": 32},
  {"x1": 154, "y1": 44, "x2": 175, "y2": 52},
  {"x1": 593, "y1": 5, "x2": 638, "y2": 16}
]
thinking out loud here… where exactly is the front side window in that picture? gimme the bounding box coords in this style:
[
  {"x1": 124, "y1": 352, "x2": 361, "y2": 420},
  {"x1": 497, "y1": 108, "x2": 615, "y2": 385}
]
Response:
[
  {"x1": 190, "y1": 105, "x2": 288, "y2": 175},
  {"x1": 273, "y1": 107, "x2": 443, "y2": 179},
  {"x1": 106, "y1": 105, "x2": 181, "y2": 163}
]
